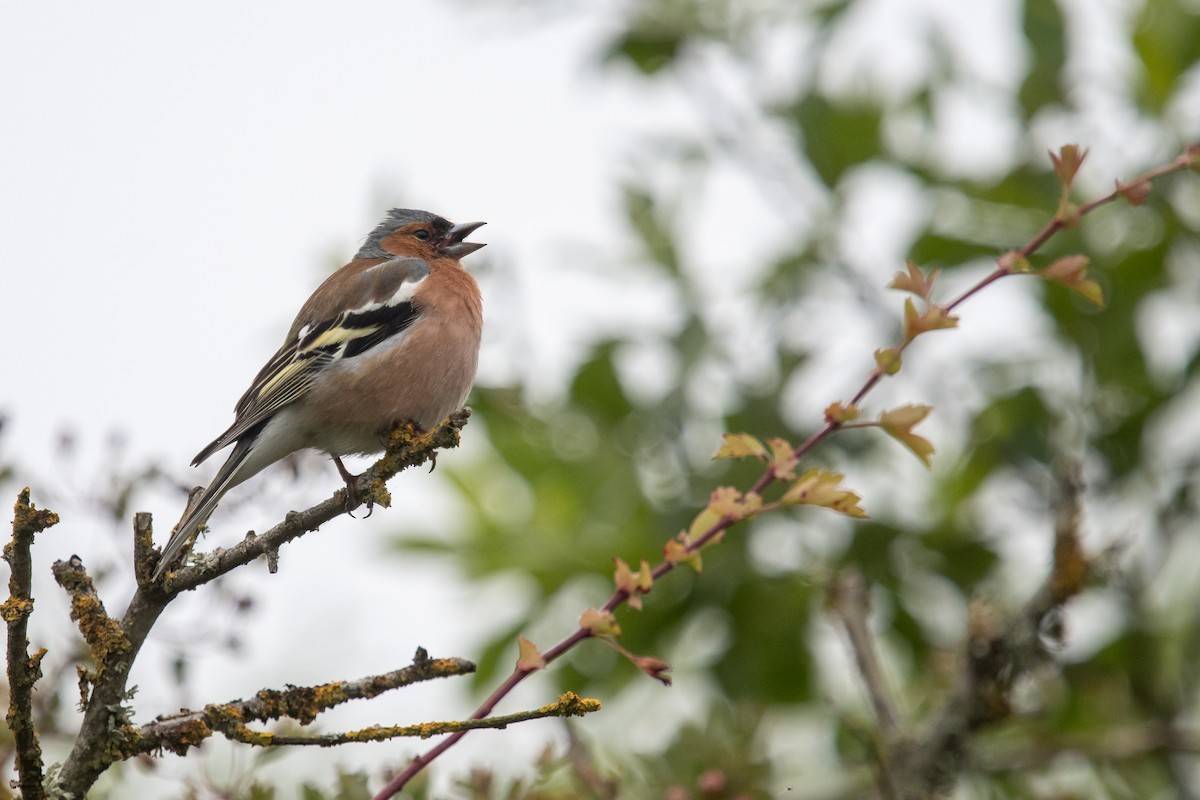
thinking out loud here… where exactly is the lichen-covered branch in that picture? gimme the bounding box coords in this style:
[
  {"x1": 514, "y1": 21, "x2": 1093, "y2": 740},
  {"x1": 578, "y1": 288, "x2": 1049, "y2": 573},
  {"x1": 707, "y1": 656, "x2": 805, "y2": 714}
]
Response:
[
  {"x1": 51, "y1": 555, "x2": 130, "y2": 695},
  {"x1": 222, "y1": 691, "x2": 598, "y2": 748},
  {"x1": 134, "y1": 648, "x2": 477, "y2": 755},
  {"x1": 4, "y1": 489, "x2": 57, "y2": 800},
  {"x1": 155, "y1": 410, "x2": 470, "y2": 594},
  {"x1": 53, "y1": 412, "x2": 471, "y2": 797}
]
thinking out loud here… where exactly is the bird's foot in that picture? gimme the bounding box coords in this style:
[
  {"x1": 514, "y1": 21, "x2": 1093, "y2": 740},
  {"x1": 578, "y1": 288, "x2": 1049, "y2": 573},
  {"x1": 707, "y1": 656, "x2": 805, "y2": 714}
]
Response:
[{"x1": 334, "y1": 456, "x2": 374, "y2": 518}]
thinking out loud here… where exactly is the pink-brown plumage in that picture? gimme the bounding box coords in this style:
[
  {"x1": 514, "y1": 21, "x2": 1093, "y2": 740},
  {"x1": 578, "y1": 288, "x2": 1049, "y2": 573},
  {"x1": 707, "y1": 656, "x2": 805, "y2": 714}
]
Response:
[{"x1": 153, "y1": 209, "x2": 485, "y2": 581}]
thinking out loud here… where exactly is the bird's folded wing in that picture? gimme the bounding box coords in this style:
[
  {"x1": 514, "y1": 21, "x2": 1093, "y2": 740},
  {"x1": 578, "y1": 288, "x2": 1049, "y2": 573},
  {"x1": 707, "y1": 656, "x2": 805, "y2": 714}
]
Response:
[{"x1": 191, "y1": 256, "x2": 431, "y2": 465}]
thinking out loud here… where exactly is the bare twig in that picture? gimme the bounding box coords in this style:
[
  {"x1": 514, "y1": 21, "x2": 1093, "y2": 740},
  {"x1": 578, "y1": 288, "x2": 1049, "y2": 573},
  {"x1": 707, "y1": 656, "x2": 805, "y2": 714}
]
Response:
[
  {"x1": 829, "y1": 570, "x2": 901, "y2": 737},
  {"x1": 828, "y1": 570, "x2": 904, "y2": 800},
  {"x1": 4, "y1": 489, "x2": 57, "y2": 800}
]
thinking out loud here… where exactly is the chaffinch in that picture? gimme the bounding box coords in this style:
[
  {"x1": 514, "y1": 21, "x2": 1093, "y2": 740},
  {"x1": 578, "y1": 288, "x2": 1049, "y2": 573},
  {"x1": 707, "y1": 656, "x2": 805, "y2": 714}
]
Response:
[{"x1": 153, "y1": 209, "x2": 485, "y2": 581}]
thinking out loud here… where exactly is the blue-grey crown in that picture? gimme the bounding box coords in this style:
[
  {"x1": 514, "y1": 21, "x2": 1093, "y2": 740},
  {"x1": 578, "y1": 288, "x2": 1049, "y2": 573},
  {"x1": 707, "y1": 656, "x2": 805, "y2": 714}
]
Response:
[{"x1": 355, "y1": 208, "x2": 451, "y2": 259}]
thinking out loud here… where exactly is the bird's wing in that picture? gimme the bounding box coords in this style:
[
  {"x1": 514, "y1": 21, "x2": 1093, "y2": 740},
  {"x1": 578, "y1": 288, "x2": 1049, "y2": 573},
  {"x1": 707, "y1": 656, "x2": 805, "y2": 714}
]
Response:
[{"x1": 191, "y1": 256, "x2": 431, "y2": 465}]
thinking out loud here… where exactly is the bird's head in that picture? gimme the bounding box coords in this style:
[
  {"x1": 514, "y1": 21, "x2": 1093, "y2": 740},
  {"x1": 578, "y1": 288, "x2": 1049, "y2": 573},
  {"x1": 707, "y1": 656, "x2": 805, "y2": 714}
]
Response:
[{"x1": 357, "y1": 209, "x2": 486, "y2": 262}]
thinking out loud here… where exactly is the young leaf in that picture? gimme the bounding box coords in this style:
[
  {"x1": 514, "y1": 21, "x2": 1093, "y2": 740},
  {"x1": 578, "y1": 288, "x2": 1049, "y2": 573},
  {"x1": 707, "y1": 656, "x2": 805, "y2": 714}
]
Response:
[
  {"x1": 997, "y1": 250, "x2": 1032, "y2": 274},
  {"x1": 634, "y1": 655, "x2": 672, "y2": 686},
  {"x1": 1116, "y1": 178, "x2": 1152, "y2": 207},
  {"x1": 664, "y1": 537, "x2": 703, "y2": 572},
  {"x1": 888, "y1": 260, "x2": 938, "y2": 299},
  {"x1": 904, "y1": 298, "x2": 959, "y2": 341},
  {"x1": 767, "y1": 437, "x2": 798, "y2": 480},
  {"x1": 688, "y1": 506, "x2": 722, "y2": 541},
  {"x1": 707, "y1": 486, "x2": 763, "y2": 520},
  {"x1": 517, "y1": 636, "x2": 547, "y2": 671},
  {"x1": 874, "y1": 348, "x2": 902, "y2": 375},
  {"x1": 613, "y1": 558, "x2": 646, "y2": 610},
  {"x1": 613, "y1": 558, "x2": 657, "y2": 611},
  {"x1": 1049, "y1": 144, "x2": 1087, "y2": 187},
  {"x1": 879, "y1": 403, "x2": 932, "y2": 430},
  {"x1": 781, "y1": 469, "x2": 868, "y2": 518},
  {"x1": 825, "y1": 402, "x2": 860, "y2": 423},
  {"x1": 714, "y1": 433, "x2": 768, "y2": 461},
  {"x1": 880, "y1": 404, "x2": 936, "y2": 467},
  {"x1": 636, "y1": 559, "x2": 653, "y2": 593},
  {"x1": 902, "y1": 297, "x2": 921, "y2": 343},
  {"x1": 1042, "y1": 254, "x2": 1104, "y2": 308},
  {"x1": 580, "y1": 608, "x2": 621, "y2": 637}
]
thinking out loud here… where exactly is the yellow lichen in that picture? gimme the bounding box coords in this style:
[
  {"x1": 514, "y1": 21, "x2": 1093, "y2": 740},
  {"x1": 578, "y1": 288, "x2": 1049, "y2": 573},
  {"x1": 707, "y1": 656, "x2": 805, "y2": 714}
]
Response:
[{"x1": 0, "y1": 596, "x2": 34, "y2": 622}]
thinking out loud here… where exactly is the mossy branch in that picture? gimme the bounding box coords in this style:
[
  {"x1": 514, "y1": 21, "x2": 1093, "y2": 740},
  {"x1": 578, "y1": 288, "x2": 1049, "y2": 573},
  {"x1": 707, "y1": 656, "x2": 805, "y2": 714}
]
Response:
[
  {"x1": 4, "y1": 488, "x2": 57, "y2": 800},
  {"x1": 52, "y1": 411, "x2": 471, "y2": 797},
  {"x1": 133, "y1": 648, "x2": 478, "y2": 755},
  {"x1": 218, "y1": 691, "x2": 598, "y2": 748}
]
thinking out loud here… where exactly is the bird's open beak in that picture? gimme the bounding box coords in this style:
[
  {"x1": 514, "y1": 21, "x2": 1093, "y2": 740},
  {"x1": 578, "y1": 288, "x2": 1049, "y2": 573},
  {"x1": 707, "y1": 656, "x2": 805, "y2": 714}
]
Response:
[{"x1": 441, "y1": 221, "x2": 487, "y2": 258}]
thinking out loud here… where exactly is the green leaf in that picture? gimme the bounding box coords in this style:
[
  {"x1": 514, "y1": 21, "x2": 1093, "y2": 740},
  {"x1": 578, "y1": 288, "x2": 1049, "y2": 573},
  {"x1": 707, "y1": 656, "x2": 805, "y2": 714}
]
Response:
[
  {"x1": 1018, "y1": 0, "x2": 1067, "y2": 116},
  {"x1": 624, "y1": 185, "x2": 681, "y2": 274},
  {"x1": 607, "y1": 27, "x2": 683, "y2": 75},
  {"x1": 570, "y1": 342, "x2": 633, "y2": 421},
  {"x1": 788, "y1": 93, "x2": 882, "y2": 187},
  {"x1": 1133, "y1": 0, "x2": 1200, "y2": 113}
]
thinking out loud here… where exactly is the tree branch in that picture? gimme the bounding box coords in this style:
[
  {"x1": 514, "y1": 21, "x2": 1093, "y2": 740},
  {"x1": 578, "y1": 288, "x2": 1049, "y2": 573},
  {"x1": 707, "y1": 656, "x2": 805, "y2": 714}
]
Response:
[
  {"x1": 134, "y1": 648, "x2": 477, "y2": 754},
  {"x1": 4, "y1": 489, "x2": 57, "y2": 800},
  {"x1": 53, "y1": 411, "x2": 471, "y2": 797},
  {"x1": 157, "y1": 411, "x2": 470, "y2": 594},
  {"x1": 829, "y1": 569, "x2": 903, "y2": 799},
  {"x1": 830, "y1": 569, "x2": 901, "y2": 736},
  {"x1": 221, "y1": 691, "x2": 599, "y2": 748}
]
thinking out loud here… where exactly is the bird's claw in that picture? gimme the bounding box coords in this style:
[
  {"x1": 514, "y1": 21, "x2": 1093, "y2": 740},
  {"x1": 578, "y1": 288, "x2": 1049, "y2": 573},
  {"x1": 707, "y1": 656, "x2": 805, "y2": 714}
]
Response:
[{"x1": 334, "y1": 456, "x2": 364, "y2": 517}]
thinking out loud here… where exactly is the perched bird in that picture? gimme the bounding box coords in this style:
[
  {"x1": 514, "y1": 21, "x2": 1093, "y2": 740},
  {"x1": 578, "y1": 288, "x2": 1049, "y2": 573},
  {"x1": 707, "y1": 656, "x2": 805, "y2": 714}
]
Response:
[{"x1": 153, "y1": 209, "x2": 485, "y2": 581}]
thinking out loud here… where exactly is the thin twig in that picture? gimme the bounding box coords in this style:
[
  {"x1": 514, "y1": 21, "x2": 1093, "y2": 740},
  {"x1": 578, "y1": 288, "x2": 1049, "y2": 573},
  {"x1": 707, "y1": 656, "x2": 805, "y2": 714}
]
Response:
[
  {"x1": 224, "y1": 692, "x2": 599, "y2": 748},
  {"x1": 830, "y1": 570, "x2": 901, "y2": 736},
  {"x1": 829, "y1": 570, "x2": 903, "y2": 799}
]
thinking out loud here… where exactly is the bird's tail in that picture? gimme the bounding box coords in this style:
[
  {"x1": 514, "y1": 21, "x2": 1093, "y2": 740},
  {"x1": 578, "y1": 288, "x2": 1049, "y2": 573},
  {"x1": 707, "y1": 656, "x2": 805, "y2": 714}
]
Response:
[{"x1": 153, "y1": 438, "x2": 256, "y2": 581}]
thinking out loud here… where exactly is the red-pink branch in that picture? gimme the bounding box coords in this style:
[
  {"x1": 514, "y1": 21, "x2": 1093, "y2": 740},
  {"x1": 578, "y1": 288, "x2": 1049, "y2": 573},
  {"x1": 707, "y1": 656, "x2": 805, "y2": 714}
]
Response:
[{"x1": 372, "y1": 146, "x2": 1198, "y2": 800}]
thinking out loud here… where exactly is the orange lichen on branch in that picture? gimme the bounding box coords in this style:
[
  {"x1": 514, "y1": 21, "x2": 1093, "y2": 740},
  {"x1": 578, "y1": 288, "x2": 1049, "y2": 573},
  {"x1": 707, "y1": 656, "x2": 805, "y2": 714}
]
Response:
[{"x1": 51, "y1": 557, "x2": 131, "y2": 671}]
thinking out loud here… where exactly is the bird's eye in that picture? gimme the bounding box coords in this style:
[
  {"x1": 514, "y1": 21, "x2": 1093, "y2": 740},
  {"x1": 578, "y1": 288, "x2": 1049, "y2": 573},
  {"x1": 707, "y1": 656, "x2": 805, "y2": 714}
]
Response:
[{"x1": 414, "y1": 229, "x2": 431, "y2": 241}]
